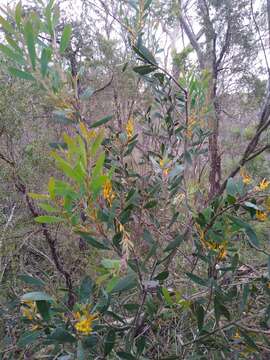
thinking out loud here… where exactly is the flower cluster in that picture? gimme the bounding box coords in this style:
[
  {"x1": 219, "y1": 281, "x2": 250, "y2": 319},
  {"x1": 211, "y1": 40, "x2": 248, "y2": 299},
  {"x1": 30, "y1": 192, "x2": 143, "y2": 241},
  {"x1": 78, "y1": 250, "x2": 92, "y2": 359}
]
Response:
[
  {"x1": 254, "y1": 178, "x2": 270, "y2": 192},
  {"x1": 256, "y1": 210, "x2": 267, "y2": 222},
  {"x1": 103, "y1": 179, "x2": 115, "y2": 206},
  {"x1": 73, "y1": 309, "x2": 98, "y2": 335},
  {"x1": 240, "y1": 168, "x2": 251, "y2": 185},
  {"x1": 196, "y1": 224, "x2": 227, "y2": 261},
  {"x1": 126, "y1": 118, "x2": 134, "y2": 140},
  {"x1": 21, "y1": 300, "x2": 38, "y2": 321}
]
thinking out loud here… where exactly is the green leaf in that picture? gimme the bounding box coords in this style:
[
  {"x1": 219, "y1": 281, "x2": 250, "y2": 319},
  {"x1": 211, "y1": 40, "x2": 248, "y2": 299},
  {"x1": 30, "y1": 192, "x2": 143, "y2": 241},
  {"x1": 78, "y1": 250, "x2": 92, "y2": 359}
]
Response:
[
  {"x1": 38, "y1": 202, "x2": 57, "y2": 212},
  {"x1": 82, "y1": 335, "x2": 98, "y2": 349},
  {"x1": 8, "y1": 67, "x2": 35, "y2": 81},
  {"x1": 17, "y1": 331, "x2": 42, "y2": 348},
  {"x1": 240, "y1": 284, "x2": 249, "y2": 312},
  {"x1": 49, "y1": 328, "x2": 76, "y2": 344},
  {"x1": 28, "y1": 192, "x2": 50, "y2": 200},
  {"x1": 15, "y1": 1, "x2": 22, "y2": 27},
  {"x1": 132, "y1": 44, "x2": 157, "y2": 65},
  {"x1": 164, "y1": 234, "x2": 183, "y2": 252},
  {"x1": 24, "y1": 21, "x2": 36, "y2": 70},
  {"x1": 101, "y1": 259, "x2": 120, "y2": 270},
  {"x1": 18, "y1": 274, "x2": 45, "y2": 287},
  {"x1": 244, "y1": 201, "x2": 260, "y2": 210},
  {"x1": 35, "y1": 215, "x2": 64, "y2": 224},
  {"x1": 77, "y1": 232, "x2": 110, "y2": 250},
  {"x1": 5, "y1": 35, "x2": 23, "y2": 54},
  {"x1": 144, "y1": 200, "x2": 158, "y2": 209},
  {"x1": 186, "y1": 272, "x2": 208, "y2": 287},
  {"x1": 0, "y1": 44, "x2": 25, "y2": 65},
  {"x1": 52, "y1": 152, "x2": 84, "y2": 183},
  {"x1": 226, "y1": 177, "x2": 244, "y2": 196},
  {"x1": 116, "y1": 352, "x2": 136, "y2": 360},
  {"x1": 91, "y1": 175, "x2": 107, "y2": 197},
  {"x1": 162, "y1": 287, "x2": 173, "y2": 306},
  {"x1": 91, "y1": 131, "x2": 104, "y2": 156},
  {"x1": 136, "y1": 336, "x2": 146, "y2": 355},
  {"x1": 154, "y1": 271, "x2": 169, "y2": 281},
  {"x1": 229, "y1": 215, "x2": 259, "y2": 247},
  {"x1": 133, "y1": 64, "x2": 157, "y2": 75},
  {"x1": 89, "y1": 115, "x2": 113, "y2": 129},
  {"x1": 36, "y1": 300, "x2": 50, "y2": 321},
  {"x1": 110, "y1": 274, "x2": 137, "y2": 293},
  {"x1": 0, "y1": 16, "x2": 14, "y2": 34},
  {"x1": 104, "y1": 329, "x2": 116, "y2": 356},
  {"x1": 77, "y1": 340, "x2": 85, "y2": 360},
  {"x1": 79, "y1": 276, "x2": 93, "y2": 303},
  {"x1": 92, "y1": 152, "x2": 105, "y2": 179},
  {"x1": 196, "y1": 304, "x2": 205, "y2": 331},
  {"x1": 21, "y1": 291, "x2": 53, "y2": 302},
  {"x1": 40, "y1": 47, "x2": 52, "y2": 77},
  {"x1": 123, "y1": 303, "x2": 139, "y2": 311},
  {"x1": 60, "y1": 24, "x2": 72, "y2": 53},
  {"x1": 214, "y1": 296, "x2": 230, "y2": 323}
]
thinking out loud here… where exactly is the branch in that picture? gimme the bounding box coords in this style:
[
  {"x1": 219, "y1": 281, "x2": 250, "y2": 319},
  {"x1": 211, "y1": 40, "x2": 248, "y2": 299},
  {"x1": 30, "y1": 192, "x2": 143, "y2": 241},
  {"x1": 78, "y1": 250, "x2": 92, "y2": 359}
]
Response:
[
  {"x1": 216, "y1": 19, "x2": 231, "y2": 70},
  {"x1": 92, "y1": 74, "x2": 114, "y2": 96},
  {"x1": 177, "y1": 0, "x2": 204, "y2": 67}
]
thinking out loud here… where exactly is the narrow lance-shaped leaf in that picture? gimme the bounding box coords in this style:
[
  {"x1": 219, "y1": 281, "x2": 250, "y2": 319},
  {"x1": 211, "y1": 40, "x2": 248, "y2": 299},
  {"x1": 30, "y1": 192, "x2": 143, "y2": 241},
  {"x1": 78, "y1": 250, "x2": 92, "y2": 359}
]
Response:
[
  {"x1": 8, "y1": 67, "x2": 35, "y2": 81},
  {"x1": 21, "y1": 291, "x2": 53, "y2": 301},
  {"x1": 40, "y1": 47, "x2": 52, "y2": 77},
  {"x1": 35, "y1": 215, "x2": 65, "y2": 224},
  {"x1": 0, "y1": 44, "x2": 25, "y2": 65},
  {"x1": 24, "y1": 21, "x2": 36, "y2": 70},
  {"x1": 60, "y1": 24, "x2": 72, "y2": 53},
  {"x1": 0, "y1": 16, "x2": 15, "y2": 34},
  {"x1": 15, "y1": 1, "x2": 22, "y2": 28},
  {"x1": 89, "y1": 115, "x2": 113, "y2": 129}
]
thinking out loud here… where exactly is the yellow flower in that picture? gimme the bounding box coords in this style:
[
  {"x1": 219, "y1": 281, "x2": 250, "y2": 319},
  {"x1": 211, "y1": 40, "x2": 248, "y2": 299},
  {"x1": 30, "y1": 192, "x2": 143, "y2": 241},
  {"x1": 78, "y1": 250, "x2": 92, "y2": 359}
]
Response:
[
  {"x1": 217, "y1": 246, "x2": 227, "y2": 261},
  {"x1": 240, "y1": 168, "x2": 251, "y2": 185},
  {"x1": 258, "y1": 178, "x2": 270, "y2": 191},
  {"x1": 21, "y1": 306, "x2": 34, "y2": 320},
  {"x1": 205, "y1": 240, "x2": 227, "y2": 261},
  {"x1": 126, "y1": 118, "x2": 134, "y2": 140},
  {"x1": 256, "y1": 210, "x2": 267, "y2": 221},
  {"x1": 159, "y1": 159, "x2": 164, "y2": 168},
  {"x1": 103, "y1": 179, "x2": 115, "y2": 206},
  {"x1": 74, "y1": 311, "x2": 98, "y2": 335},
  {"x1": 234, "y1": 329, "x2": 241, "y2": 339},
  {"x1": 21, "y1": 300, "x2": 37, "y2": 321}
]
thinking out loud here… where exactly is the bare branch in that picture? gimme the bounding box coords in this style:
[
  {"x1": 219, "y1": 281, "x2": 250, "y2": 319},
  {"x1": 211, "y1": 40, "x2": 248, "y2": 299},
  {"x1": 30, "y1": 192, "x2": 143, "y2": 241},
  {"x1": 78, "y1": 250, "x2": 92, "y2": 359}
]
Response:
[
  {"x1": 177, "y1": 0, "x2": 204, "y2": 67},
  {"x1": 216, "y1": 19, "x2": 231, "y2": 70}
]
